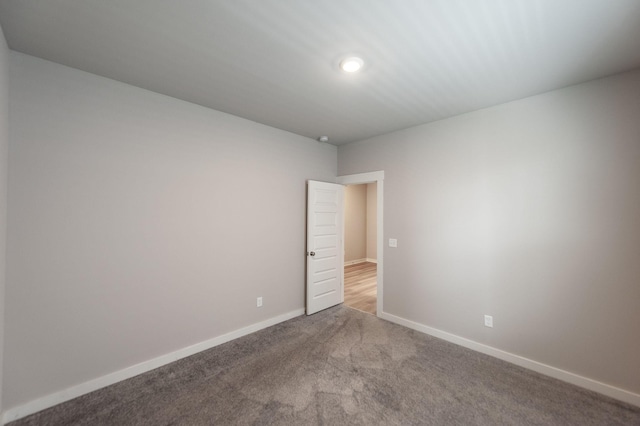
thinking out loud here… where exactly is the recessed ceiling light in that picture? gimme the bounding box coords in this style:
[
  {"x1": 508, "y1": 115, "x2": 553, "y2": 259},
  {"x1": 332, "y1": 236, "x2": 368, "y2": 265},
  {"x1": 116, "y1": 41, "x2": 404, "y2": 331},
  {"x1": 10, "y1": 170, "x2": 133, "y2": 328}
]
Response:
[
  {"x1": 340, "y1": 57, "x2": 364, "y2": 73},
  {"x1": 318, "y1": 136, "x2": 329, "y2": 143}
]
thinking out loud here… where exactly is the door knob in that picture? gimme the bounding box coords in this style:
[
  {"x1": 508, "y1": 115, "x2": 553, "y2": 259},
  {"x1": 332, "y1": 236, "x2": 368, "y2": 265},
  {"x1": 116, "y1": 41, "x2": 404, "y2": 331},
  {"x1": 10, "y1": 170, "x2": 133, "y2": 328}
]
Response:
[{"x1": 309, "y1": 251, "x2": 316, "y2": 257}]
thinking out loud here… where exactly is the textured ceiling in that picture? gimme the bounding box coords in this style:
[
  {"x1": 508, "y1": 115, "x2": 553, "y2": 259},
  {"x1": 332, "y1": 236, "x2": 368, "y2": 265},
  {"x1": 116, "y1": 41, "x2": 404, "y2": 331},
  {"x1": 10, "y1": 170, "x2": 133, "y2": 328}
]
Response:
[{"x1": 2, "y1": 0, "x2": 640, "y2": 145}]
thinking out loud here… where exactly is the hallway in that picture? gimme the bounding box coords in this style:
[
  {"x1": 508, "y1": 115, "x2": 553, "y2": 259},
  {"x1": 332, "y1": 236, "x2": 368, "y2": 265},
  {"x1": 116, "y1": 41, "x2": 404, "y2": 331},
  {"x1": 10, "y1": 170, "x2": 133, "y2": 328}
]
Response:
[{"x1": 344, "y1": 262, "x2": 377, "y2": 315}]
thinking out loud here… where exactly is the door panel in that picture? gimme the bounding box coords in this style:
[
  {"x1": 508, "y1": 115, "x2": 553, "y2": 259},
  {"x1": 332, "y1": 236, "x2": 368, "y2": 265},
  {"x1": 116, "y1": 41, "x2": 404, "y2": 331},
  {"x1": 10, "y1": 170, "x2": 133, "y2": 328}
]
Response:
[{"x1": 306, "y1": 181, "x2": 344, "y2": 315}]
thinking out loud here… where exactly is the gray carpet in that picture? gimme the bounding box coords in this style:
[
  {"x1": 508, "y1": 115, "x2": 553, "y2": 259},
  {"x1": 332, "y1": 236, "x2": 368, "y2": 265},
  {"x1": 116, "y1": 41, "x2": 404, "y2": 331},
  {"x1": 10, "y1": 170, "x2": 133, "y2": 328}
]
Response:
[{"x1": 10, "y1": 306, "x2": 640, "y2": 425}]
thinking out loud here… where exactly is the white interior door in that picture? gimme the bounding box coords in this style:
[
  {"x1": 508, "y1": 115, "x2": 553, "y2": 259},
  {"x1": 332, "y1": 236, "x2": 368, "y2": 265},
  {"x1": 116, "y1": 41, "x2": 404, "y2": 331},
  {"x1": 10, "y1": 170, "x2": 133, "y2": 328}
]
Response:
[{"x1": 306, "y1": 180, "x2": 344, "y2": 315}]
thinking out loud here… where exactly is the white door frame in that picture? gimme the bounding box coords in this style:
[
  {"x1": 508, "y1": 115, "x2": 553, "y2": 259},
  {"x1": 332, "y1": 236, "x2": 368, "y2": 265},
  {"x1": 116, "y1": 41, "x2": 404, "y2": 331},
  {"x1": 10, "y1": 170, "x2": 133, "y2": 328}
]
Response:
[{"x1": 337, "y1": 171, "x2": 384, "y2": 317}]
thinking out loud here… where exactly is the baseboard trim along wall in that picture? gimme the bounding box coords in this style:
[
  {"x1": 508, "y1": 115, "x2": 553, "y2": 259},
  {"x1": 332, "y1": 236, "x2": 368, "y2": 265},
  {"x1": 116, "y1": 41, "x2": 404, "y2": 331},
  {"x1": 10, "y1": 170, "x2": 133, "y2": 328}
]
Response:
[
  {"x1": 344, "y1": 258, "x2": 377, "y2": 266},
  {"x1": 1, "y1": 308, "x2": 306, "y2": 424},
  {"x1": 6, "y1": 307, "x2": 636, "y2": 423},
  {"x1": 379, "y1": 311, "x2": 640, "y2": 408}
]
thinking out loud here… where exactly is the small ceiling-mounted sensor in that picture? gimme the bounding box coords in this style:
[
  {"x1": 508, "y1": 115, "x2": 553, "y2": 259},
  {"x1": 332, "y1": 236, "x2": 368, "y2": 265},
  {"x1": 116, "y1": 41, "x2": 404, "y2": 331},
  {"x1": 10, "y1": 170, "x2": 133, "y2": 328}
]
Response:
[{"x1": 318, "y1": 136, "x2": 329, "y2": 143}]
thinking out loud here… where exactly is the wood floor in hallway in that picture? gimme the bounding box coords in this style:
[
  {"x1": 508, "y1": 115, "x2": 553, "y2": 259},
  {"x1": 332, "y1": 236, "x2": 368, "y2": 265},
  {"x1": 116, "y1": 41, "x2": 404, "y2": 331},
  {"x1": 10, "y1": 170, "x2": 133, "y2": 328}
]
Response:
[{"x1": 344, "y1": 262, "x2": 377, "y2": 315}]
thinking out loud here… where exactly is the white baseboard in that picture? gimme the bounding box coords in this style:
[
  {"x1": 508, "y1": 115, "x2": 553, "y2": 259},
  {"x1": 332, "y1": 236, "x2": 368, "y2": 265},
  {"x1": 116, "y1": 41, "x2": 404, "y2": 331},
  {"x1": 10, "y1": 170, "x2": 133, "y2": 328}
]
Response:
[
  {"x1": 1, "y1": 308, "x2": 305, "y2": 424},
  {"x1": 344, "y1": 258, "x2": 377, "y2": 266},
  {"x1": 8, "y1": 308, "x2": 635, "y2": 424},
  {"x1": 379, "y1": 311, "x2": 640, "y2": 408}
]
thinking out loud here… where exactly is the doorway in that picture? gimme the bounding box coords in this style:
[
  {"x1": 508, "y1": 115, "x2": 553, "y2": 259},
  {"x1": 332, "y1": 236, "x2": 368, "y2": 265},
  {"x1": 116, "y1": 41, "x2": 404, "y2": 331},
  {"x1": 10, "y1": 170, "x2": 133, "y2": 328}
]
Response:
[
  {"x1": 337, "y1": 171, "x2": 384, "y2": 317},
  {"x1": 343, "y1": 183, "x2": 377, "y2": 314}
]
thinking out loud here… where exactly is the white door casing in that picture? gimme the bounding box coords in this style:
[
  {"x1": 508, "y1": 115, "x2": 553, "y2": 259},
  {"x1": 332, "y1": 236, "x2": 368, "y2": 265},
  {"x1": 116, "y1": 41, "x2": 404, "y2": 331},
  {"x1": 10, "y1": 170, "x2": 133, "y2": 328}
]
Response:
[{"x1": 306, "y1": 180, "x2": 344, "y2": 315}]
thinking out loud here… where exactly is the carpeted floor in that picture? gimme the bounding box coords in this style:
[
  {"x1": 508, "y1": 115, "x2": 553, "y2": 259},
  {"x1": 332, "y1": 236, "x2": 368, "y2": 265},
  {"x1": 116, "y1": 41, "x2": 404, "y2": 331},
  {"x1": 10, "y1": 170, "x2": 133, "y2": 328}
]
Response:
[{"x1": 10, "y1": 306, "x2": 640, "y2": 425}]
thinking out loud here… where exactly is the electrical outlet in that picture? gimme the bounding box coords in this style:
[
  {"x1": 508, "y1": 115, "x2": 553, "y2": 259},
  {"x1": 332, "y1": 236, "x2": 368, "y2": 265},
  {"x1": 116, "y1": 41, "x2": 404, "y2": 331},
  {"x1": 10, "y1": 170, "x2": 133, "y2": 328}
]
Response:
[
  {"x1": 484, "y1": 315, "x2": 493, "y2": 328},
  {"x1": 389, "y1": 238, "x2": 398, "y2": 248},
  {"x1": 257, "y1": 297, "x2": 263, "y2": 308}
]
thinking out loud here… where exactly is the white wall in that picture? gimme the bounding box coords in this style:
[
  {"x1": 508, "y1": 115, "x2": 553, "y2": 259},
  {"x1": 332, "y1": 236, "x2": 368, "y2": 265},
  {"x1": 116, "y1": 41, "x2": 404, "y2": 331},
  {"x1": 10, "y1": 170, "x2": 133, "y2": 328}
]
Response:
[
  {"x1": 5, "y1": 52, "x2": 336, "y2": 410},
  {"x1": 0, "y1": 23, "x2": 10, "y2": 414},
  {"x1": 339, "y1": 69, "x2": 640, "y2": 395},
  {"x1": 366, "y1": 183, "x2": 377, "y2": 261},
  {"x1": 344, "y1": 184, "x2": 367, "y2": 262}
]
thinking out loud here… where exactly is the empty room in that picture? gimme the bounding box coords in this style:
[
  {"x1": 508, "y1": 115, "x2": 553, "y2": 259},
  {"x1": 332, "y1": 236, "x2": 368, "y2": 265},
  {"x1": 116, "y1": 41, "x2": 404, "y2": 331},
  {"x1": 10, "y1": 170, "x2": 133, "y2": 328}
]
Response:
[{"x1": 0, "y1": 1, "x2": 639, "y2": 424}]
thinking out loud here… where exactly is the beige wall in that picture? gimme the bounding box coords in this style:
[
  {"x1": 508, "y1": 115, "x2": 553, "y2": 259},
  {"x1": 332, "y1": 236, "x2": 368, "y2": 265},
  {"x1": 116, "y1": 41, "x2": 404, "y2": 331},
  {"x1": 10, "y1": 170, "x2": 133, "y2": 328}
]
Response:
[
  {"x1": 0, "y1": 23, "x2": 9, "y2": 413},
  {"x1": 345, "y1": 183, "x2": 378, "y2": 264},
  {"x1": 338, "y1": 69, "x2": 640, "y2": 395},
  {"x1": 344, "y1": 184, "x2": 367, "y2": 262},
  {"x1": 366, "y1": 183, "x2": 377, "y2": 261},
  {"x1": 5, "y1": 52, "x2": 336, "y2": 410}
]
